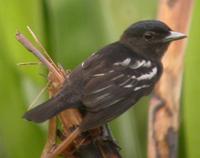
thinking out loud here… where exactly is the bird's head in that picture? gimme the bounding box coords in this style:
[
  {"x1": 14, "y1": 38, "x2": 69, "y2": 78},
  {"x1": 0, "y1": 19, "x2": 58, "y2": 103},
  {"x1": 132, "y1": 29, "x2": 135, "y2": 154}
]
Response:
[{"x1": 120, "y1": 20, "x2": 186, "y2": 60}]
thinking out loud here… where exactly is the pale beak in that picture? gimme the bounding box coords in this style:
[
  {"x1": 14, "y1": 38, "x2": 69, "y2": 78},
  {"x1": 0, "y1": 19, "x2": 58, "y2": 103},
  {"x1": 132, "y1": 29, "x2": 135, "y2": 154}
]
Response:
[{"x1": 163, "y1": 31, "x2": 187, "y2": 42}]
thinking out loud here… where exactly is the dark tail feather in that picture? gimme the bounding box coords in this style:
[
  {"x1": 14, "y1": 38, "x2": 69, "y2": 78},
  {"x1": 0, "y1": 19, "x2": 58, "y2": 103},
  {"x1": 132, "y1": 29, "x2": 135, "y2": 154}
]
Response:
[{"x1": 23, "y1": 95, "x2": 73, "y2": 123}]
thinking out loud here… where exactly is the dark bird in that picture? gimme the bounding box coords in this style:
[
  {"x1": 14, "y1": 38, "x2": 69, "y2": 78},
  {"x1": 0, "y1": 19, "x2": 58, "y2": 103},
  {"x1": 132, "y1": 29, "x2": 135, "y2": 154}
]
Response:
[{"x1": 23, "y1": 20, "x2": 186, "y2": 131}]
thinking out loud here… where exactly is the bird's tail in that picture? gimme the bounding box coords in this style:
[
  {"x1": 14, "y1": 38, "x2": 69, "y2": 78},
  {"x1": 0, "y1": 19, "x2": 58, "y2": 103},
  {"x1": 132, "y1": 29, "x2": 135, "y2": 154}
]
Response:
[{"x1": 23, "y1": 95, "x2": 75, "y2": 123}]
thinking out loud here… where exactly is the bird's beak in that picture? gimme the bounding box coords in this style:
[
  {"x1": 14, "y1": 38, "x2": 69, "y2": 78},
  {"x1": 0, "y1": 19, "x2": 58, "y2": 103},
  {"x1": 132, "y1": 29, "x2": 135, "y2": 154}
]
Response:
[{"x1": 163, "y1": 31, "x2": 187, "y2": 42}]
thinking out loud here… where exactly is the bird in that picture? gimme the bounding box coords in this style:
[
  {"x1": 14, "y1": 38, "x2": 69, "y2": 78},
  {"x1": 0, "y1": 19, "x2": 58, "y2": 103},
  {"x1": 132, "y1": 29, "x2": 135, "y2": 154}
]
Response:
[{"x1": 23, "y1": 20, "x2": 186, "y2": 132}]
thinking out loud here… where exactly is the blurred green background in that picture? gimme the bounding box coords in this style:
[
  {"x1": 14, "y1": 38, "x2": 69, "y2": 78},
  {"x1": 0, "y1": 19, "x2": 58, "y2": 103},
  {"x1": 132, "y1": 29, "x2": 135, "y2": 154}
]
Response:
[{"x1": 0, "y1": 0, "x2": 199, "y2": 158}]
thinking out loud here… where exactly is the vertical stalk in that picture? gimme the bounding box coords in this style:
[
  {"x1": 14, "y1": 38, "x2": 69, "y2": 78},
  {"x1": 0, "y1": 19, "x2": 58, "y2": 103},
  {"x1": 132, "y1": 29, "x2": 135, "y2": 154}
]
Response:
[{"x1": 148, "y1": 0, "x2": 194, "y2": 158}]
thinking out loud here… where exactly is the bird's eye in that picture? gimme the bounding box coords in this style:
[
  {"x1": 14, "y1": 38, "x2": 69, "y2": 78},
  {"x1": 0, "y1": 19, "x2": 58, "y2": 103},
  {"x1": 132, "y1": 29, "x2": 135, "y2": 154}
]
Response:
[{"x1": 144, "y1": 32, "x2": 154, "y2": 41}]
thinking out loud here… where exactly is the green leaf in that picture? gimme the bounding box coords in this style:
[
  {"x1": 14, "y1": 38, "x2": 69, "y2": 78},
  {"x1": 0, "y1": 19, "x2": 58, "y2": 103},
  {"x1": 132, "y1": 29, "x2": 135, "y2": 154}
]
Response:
[
  {"x1": 0, "y1": 0, "x2": 46, "y2": 157},
  {"x1": 181, "y1": 1, "x2": 200, "y2": 157}
]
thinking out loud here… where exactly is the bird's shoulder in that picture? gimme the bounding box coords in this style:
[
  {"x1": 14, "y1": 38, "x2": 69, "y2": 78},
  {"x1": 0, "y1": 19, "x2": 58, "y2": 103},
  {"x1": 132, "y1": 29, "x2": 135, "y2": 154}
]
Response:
[{"x1": 81, "y1": 42, "x2": 141, "y2": 69}]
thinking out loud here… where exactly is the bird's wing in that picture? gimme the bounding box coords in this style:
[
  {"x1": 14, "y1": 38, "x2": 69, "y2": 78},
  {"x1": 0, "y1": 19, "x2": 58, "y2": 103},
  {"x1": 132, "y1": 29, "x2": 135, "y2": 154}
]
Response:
[{"x1": 81, "y1": 43, "x2": 160, "y2": 112}]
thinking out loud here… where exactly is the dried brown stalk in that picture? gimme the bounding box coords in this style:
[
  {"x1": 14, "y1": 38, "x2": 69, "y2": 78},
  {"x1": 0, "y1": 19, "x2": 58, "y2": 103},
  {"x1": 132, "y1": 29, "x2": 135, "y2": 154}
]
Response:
[
  {"x1": 16, "y1": 30, "x2": 121, "y2": 158},
  {"x1": 148, "y1": 0, "x2": 194, "y2": 158}
]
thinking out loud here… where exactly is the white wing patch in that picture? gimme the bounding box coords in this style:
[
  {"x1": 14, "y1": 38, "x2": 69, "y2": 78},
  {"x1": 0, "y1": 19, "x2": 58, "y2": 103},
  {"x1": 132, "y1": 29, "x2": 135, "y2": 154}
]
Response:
[
  {"x1": 123, "y1": 79, "x2": 136, "y2": 88},
  {"x1": 119, "y1": 78, "x2": 132, "y2": 86},
  {"x1": 111, "y1": 74, "x2": 124, "y2": 81},
  {"x1": 143, "y1": 61, "x2": 151, "y2": 67},
  {"x1": 93, "y1": 73, "x2": 105, "y2": 77},
  {"x1": 81, "y1": 62, "x2": 85, "y2": 67},
  {"x1": 134, "y1": 85, "x2": 150, "y2": 91},
  {"x1": 95, "y1": 93, "x2": 110, "y2": 102},
  {"x1": 137, "y1": 67, "x2": 157, "y2": 80},
  {"x1": 91, "y1": 52, "x2": 96, "y2": 56},
  {"x1": 82, "y1": 52, "x2": 97, "y2": 68},
  {"x1": 131, "y1": 75, "x2": 136, "y2": 79},
  {"x1": 130, "y1": 60, "x2": 152, "y2": 69},
  {"x1": 91, "y1": 85, "x2": 112, "y2": 94},
  {"x1": 105, "y1": 98, "x2": 124, "y2": 107},
  {"x1": 114, "y1": 58, "x2": 131, "y2": 66},
  {"x1": 130, "y1": 60, "x2": 145, "y2": 69},
  {"x1": 113, "y1": 58, "x2": 152, "y2": 70},
  {"x1": 122, "y1": 67, "x2": 157, "y2": 88},
  {"x1": 124, "y1": 84, "x2": 133, "y2": 88}
]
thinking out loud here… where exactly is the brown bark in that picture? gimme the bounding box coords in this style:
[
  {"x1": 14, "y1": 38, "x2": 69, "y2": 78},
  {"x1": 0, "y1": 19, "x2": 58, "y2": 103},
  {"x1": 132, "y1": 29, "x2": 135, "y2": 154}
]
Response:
[{"x1": 148, "y1": 0, "x2": 194, "y2": 158}]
